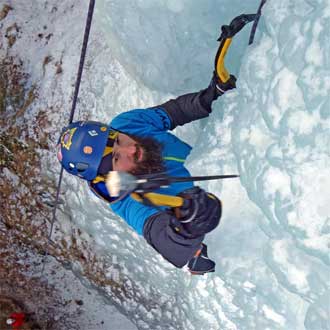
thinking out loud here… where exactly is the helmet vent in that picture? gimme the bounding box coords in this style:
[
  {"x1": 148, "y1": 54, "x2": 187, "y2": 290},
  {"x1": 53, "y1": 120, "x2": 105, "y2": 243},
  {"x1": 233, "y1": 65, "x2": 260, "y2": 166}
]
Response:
[{"x1": 76, "y1": 162, "x2": 89, "y2": 172}]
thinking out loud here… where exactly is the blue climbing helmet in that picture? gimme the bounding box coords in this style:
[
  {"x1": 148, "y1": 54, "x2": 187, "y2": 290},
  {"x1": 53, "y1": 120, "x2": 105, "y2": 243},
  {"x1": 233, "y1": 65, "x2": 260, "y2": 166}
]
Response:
[{"x1": 57, "y1": 121, "x2": 116, "y2": 181}]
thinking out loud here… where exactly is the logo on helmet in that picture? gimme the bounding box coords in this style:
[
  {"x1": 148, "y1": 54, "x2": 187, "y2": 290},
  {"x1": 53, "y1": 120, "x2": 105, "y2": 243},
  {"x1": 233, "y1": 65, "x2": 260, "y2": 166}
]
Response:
[
  {"x1": 88, "y1": 130, "x2": 98, "y2": 137},
  {"x1": 83, "y1": 146, "x2": 93, "y2": 154},
  {"x1": 61, "y1": 127, "x2": 77, "y2": 150},
  {"x1": 109, "y1": 130, "x2": 119, "y2": 140}
]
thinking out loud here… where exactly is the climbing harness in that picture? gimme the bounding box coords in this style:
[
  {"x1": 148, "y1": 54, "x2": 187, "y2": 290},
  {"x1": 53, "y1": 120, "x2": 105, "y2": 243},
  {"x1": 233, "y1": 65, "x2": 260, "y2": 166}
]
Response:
[{"x1": 42, "y1": 0, "x2": 96, "y2": 273}]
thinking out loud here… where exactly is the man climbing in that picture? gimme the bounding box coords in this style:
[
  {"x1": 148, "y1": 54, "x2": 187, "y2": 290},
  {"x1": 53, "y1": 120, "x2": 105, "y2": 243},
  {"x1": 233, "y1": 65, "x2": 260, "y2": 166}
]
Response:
[{"x1": 57, "y1": 14, "x2": 254, "y2": 275}]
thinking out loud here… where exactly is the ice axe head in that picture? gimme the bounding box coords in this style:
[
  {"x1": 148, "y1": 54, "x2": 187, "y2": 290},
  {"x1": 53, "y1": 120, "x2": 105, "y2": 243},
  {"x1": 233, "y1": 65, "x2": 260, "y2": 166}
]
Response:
[{"x1": 105, "y1": 171, "x2": 138, "y2": 197}]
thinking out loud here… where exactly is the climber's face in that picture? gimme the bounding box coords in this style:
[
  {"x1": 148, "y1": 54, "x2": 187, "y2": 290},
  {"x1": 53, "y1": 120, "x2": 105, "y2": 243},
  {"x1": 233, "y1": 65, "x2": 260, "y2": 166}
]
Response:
[{"x1": 112, "y1": 133, "x2": 144, "y2": 172}]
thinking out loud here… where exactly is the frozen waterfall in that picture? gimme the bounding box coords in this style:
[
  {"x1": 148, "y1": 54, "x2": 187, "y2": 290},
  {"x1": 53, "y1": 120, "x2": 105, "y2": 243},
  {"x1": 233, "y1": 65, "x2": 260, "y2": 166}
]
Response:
[{"x1": 55, "y1": 0, "x2": 330, "y2": 329}]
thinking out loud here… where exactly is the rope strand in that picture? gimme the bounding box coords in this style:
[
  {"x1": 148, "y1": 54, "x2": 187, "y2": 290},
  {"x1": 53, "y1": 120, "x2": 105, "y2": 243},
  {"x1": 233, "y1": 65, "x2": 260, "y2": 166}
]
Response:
[
  {"x1": 69, "y1": 0, "x2": 96, "y2": 123},
  {"x1": 41, "y1": 0, "x2": 96, "y2": 274}
]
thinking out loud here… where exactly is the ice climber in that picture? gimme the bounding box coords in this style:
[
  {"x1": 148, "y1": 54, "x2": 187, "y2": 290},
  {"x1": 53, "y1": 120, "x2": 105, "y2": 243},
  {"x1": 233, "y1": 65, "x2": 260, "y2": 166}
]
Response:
[
  {"x1": 57, "y1": 71, "x2": 235, "y2": 275},
  {"x1": 56, "y1": 14, "x2": 254, "y2": 275}
]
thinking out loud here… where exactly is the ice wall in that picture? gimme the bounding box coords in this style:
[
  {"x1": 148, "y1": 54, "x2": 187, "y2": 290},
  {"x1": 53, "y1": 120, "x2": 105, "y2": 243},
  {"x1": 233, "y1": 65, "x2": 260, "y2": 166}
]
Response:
[
  {"x1": 231, "y1": 1, "x2": 330, "y2": 329},
  {"x1": 58, "y1": 0, "x2": 329, "y2": 329},
  {"x1": 96, "y1": 0, "x2": 259, "y2": 93}
]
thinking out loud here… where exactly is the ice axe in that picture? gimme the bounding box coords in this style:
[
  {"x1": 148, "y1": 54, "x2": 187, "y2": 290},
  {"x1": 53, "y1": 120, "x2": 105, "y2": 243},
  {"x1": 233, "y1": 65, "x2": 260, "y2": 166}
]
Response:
[{"x1": 106, "y1": 171, "x2": 240, "y2": 207}]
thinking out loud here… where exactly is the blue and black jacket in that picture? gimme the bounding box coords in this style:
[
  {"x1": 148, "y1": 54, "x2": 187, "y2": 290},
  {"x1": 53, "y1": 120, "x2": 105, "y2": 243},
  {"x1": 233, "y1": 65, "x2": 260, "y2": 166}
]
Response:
[{"x1": 89, "y1": 82, "x2": 219, "y2": 267}]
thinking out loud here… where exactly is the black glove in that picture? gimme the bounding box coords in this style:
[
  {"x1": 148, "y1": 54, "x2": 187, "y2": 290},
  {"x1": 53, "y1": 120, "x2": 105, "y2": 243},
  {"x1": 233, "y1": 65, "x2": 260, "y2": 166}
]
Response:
[
  {"x1": 174, "y1": 186, "x2": 222, "y2": 237},
  {"x1": 216, "y1": 73, "x2": 237, "y2": 93},
  {"x1": 209, "y1": 72, "x2": 236, "y2": 100}
]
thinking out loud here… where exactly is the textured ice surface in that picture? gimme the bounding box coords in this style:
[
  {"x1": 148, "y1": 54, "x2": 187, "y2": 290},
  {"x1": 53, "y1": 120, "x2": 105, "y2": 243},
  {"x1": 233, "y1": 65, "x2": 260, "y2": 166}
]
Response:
[
  {"x1": 60, "y1": 0, "x2": 330, "y2": 329},
  {"x1": 35, "y1": 0, "x2": 330, "y2": 329}
]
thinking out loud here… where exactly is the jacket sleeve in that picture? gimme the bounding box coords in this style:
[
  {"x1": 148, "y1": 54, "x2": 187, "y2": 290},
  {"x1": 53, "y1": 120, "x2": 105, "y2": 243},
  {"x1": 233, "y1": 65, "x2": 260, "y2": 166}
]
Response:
[
  {"x1": 143, "y1": 211, "x2": 204, "y2": 268},
  {"x1": 110, "y1": 195, "x2": 160, "y2": 235},
  {"x1": 111, "y1": 195, "x2": 203, "y2": 268},
  {"x1": 155, "y1": 80, "x2": 219, "y2": 130},
  {"x1": 110, "y1": 108, "x2": 172, "y2": 136},
  {"x1": 111, "y1": 79, "x2": 220, "y2": 133}
]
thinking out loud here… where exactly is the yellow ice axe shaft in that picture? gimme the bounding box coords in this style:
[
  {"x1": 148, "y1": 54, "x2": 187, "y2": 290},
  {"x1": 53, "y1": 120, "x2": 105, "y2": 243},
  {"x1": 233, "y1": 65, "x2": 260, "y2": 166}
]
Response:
[
  {"x1": 216, "y1": 38, "x2": 232, "y2": 83},
  {"x1": 131, "y1": 192, "x2": 184, "y2": 208},
  {"x1": 130, "y1": 174, "x2": 240, "y2": 207},
  {"x1": 215, "y1": 14, "x2": 257, "y2": 83}
]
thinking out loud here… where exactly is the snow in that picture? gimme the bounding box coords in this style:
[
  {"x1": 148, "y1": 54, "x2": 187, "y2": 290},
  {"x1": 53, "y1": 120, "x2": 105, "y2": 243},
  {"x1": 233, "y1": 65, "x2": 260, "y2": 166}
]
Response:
[
  {"x1": 2, "y1": 0, "x2": 330, "y2": 329},
  {"x1": 41, "y1": 256, "x2": 138, "y2": 330}
]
